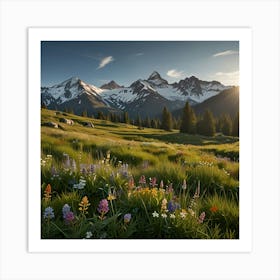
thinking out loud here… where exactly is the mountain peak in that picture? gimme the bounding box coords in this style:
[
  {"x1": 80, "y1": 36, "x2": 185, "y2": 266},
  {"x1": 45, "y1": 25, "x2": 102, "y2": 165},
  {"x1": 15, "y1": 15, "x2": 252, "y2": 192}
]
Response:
[
  {"x1": 148, "y1": 71, "x2": 161, "y2": 80},
  {"x1": 100, "y1": 80, "x2": 122, "y2": 90}
]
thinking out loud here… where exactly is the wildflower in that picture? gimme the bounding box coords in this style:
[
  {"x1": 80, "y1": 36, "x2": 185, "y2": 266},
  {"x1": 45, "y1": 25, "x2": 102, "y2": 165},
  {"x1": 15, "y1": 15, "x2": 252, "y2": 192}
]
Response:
[
  {"x1": 62, "y1": 204, "x2": 75, "y2": 224},
  {"x1": 161, "y1": 213, "x2": 167, "y2": 218},
  {"x1": 167, "y1": 201, "x2": 175, "y2": 212},
  {"x1": 51, "y1": 166, "x2": 57, "y2": 176},
  {"x1": 85, "y1": 231, "x2": 93, "y2": 239},
  {"x1": 107, "y1": 193, "x2": 116, "y2": 201},
  {"x1": 150, "y1": 188, "x2": 158, "y2": 197},
  {"x1": 152, "y1": 211, "x2": 159, "y2": 218},
  {"x1": 64, "y1": 211, "x2": 75, "y2": 223},
  {"x1": 188, "y1": 208, "x2": 195, "y2": 217},
  {"x1": 119, "y1": 163, "x2": 129, "y2": 177},
  {"x1": 159, "y1": 180, "x2": 164, "y2": 188},
  {"x1": 166, "y1": 183, "x2": 173, "y2": 193},
  {"x1": 198, "y1": 212, "x2": 206, "y2": 224},
  {"x1": 43, "y1": 184, "x2": 52, "y2": 201},
  {"x1": 161, "y1": 198, "x2": 168, "y2": 212},
  {"x1": 170, "y1": 213, "x2": 176, "y2": 219},
  {"x1": 124, "y1": 213, "x2": 132, "y2": 224},
  {"x1": 180, "y1": 209, "x2": 187, "y2": 219},
  {"x1": 62, "y1": 204, "x2": 71, "y2": 219},
  {"x1": 128, "y1": 177, "x2": 135, "y2": 190},
  {"x1": 79, "y1": 196, "x2": 91, "y2": 215},
  {"x1": 90, "y1": 164, "x2": 96, "y2": 173},
  {"x1": 138, "y1": 175, "x2": 146, "y2": 185},
  {"x1": 97, "y1": 199, "x2": 109, "y2": 215},
  {"x1": 149, "y1": 177, "x2": 157, "y2": 187},
  {"x1": 182, "y1": 179, "x2": 187, "y2": 190},
  {"x1": 43, "y1": 206, "x2": 55, "y2": 219},
  {"x1": 210, "y1": 206, "x2": 218, "y2": 213},
  {"x1": 73, "y1": 177, "x2": 86, "y2": 190}
]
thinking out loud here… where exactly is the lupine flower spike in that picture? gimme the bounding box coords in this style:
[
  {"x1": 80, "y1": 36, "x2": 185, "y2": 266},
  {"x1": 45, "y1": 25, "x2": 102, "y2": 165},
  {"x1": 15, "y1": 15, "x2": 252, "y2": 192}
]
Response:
[
  {"x1": 128, "y1": 177, "x2": 135, "y2": 190},
  {"x1": 79, "y1": 196, "x2": 91, "y2": 215},
  {"x1": 43, "y1": 206, "x2": 55, "y2": 219},
  {"x1": 198, "y1": 212, "x2": 206, "y2": 224},
  {"x1": 97, "y1": 199, "x2": 109, "y2": 220},
  {"x1": 161, "y1": 198, "x2": 168, "y2": 213},
  {"x1": 139, "y1": 175, "x2": 146, "y2": 185},
  {"x1": 43, "y1": 184, "x2": 52, "y2": 201},
  {"x1": 62, "y1": 204, "x2": 75, "y2": 224}
]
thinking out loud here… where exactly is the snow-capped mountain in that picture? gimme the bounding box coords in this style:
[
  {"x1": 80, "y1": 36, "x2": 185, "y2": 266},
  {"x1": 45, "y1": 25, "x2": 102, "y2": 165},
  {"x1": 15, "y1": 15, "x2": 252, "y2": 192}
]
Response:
[
  {"x1": 41, "y1": 72, "x2": 231, "y2": 118},
  {"x1": 100, "y1": 80, "x2": 123, "y2": 90},
  {"x1": 146, "y1": 71, "x2": 169, "y2": 88},
  {"x1": 41, "y1": 77, "x2": 119, "y2": 116}
]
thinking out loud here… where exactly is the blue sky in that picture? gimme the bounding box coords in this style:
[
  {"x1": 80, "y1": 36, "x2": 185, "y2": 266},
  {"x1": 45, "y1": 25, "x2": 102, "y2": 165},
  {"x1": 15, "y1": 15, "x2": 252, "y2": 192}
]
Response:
[{"x1": 41, "y1": 41, "x2": 239, "y2": 87}]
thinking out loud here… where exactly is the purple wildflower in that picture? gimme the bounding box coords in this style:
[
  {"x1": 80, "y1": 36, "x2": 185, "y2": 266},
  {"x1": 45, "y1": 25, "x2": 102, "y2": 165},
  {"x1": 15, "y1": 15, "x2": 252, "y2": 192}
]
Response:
[
  {"x1": 97, "y1": 199, "x2": 109, "y2": 215},
  {"x1": 62, "y1": 204, "x2": 71, "y2": 219},
  {"x1": 64, "y1": 211, "x2": 75, "y2": 223},
  {"x1": 139, "y1": 175, "x2": 146, "y2": 185},
  {"x1": 62, "y1": 204, "x2": 75, "y2": 224},
  {"x1": 198, "y1": 212, "x2": 206, "y2": 224},
  {"x1": 167, "y1": 201, "x2": 180, "y2": 213},
  {"x1": 124, "y1": 213, "x2": 132, "y2": 223},
  {"x1": 149, "y1": 177, "x2": 157, "y2": 187}
]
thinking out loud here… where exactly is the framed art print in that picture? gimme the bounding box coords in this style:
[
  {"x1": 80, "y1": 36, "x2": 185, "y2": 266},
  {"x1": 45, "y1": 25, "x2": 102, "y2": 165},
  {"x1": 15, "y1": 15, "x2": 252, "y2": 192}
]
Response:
[
  {"x1": 1, "y1": 0, "x2": 280, "y2": 279},
  {"x1": 28, "y1": 27, "x2": 252, "y2": 253}
]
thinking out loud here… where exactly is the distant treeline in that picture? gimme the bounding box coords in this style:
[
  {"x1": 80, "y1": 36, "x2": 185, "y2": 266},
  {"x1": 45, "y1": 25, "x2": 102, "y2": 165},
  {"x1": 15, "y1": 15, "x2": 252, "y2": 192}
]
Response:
[{"x1": 42, "y1": 101, "x2": 239, "y2": 137}]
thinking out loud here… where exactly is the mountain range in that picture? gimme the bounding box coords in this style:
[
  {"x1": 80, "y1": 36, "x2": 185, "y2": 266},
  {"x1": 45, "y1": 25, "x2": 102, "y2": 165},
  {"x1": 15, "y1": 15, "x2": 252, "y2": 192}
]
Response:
[{"x1": 41, "y1": 71, "x2": 237, "y2": 118}]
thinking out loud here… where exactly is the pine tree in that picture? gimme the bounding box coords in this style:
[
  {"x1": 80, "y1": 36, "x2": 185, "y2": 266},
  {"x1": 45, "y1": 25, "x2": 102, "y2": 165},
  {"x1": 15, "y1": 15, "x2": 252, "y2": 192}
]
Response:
[
  {"x1": 180, "y1": 102, "x2": 196, "y2": 134},
  {"x1": 198, "y1": 109, "x2": 216, "y2": 136},
  {"x1": 161, "y1": 107, "x2": 173, "y2": 131},
  {"x1": 97, "y1": 111, "x2": 105, "y2": 120},
  {"x1": 151, "y1": 119, "x2": 156, "y2": 129},
  {"x1": 232, "y1": 112, "x2": 239, "y2": 136},
  {"x1": 41, "y1": 102, "x2": 47, "y2": 109},
  {"x1": 145, "y1": 116, "x2": 151, "y2": 128},
  {"x1": 123, "y1": 112, "x2": 129, "y2": 124},
  {"x1": 221, "y1": 114, "x2": 232, "y2": 136},
  {"x1": 82, "y1": 109, "x2": 87, "y2": 117},
  {"x1": 136, "y1": 114, "x2": 142, "y2": 128}
]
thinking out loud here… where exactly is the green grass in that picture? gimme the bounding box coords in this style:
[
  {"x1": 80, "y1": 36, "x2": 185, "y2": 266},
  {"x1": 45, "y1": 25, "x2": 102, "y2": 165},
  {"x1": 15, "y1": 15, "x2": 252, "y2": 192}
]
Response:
[{"x1": 41, "y1": 108, "x2": 239, "y2": 239}]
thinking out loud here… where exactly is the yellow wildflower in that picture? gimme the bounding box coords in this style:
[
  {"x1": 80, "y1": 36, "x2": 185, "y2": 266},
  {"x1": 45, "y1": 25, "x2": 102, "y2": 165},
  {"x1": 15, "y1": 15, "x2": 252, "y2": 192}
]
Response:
[
  {"x1": 79, "y1": 196, "x2": 91, "y2": 215},
  {"x1": 107, "y1": 193, "x2": 116, "y2": 201}
]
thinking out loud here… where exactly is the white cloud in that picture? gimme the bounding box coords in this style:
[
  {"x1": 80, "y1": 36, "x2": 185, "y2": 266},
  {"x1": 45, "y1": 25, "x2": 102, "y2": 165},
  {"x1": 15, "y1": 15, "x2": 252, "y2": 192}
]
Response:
[
  {"x1": 214, "y1": 70, "x2": 239, "y2": 85},
  {"x1": 97, "y1": 56, "x2": 114, "y2": 69},
  {"x1": 213, "y1": 50, "x2": 239, "y2": 57},
  {"x1": 166, "y1": 69, "x2": 184, "y2": 78},
  {"x1": 136, "y1": 52, "x2": 144, "y2": 56}
]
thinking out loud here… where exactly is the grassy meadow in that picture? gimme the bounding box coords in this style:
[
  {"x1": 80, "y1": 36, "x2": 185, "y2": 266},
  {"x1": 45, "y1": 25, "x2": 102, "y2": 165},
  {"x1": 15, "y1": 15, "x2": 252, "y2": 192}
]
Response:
[{"x1": 41, "y1": 108, "x2": 239, "y2": 239}]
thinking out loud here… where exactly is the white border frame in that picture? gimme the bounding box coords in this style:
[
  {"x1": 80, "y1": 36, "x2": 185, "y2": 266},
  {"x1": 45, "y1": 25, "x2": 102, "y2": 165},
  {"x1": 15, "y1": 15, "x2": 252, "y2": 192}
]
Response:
[
  {"x1": 28, "y1": 27, "x2": 252, "y2": 253},
  {"x1": 1, "y1": 1, "x2": 279, "y2": 279}
]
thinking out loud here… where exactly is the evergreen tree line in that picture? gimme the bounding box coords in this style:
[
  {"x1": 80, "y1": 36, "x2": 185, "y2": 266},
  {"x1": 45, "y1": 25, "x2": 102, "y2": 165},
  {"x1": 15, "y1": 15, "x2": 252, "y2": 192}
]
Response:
[
  {"x1": 44, "y1": 102, "x2": 238, "y2": 137},
  {"x1": 162, "y1": 102, "x2": 239, "y2": 137}
]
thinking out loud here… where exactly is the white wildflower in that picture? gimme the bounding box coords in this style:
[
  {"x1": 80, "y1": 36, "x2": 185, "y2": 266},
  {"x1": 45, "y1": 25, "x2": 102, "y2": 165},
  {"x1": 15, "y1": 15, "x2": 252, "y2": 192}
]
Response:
[
  {"x1": 152, "y1": 211, "x2": 159, "y2": 218},
  {"x1": 85, "y1": 231, "x2": 93, "y2": 239}
]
